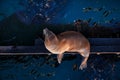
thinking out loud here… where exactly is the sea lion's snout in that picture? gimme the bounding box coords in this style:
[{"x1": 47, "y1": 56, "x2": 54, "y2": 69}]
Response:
[{"x1": 43, "y1": 28, "x2": 49, "y2": 35}]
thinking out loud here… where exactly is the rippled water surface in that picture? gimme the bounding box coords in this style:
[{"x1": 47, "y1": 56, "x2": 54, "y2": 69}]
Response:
[{"x1": 0, "y1": 54, "x2": 120, "y2": 80}]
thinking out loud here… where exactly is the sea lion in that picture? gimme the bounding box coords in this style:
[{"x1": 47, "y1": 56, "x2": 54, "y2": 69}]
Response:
[{"x1": 43, "y1": 28, "x2": 90, "y2": 70}]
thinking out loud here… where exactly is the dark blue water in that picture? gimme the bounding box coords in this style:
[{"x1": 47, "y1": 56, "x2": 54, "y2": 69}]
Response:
[
  {"x1": 0, "y1": 0, "x2": 120, "y2": 80},
  {"x1": 0, "y1": 0, "x2": 120, "y2": 25},
  {"x1": 0, "y1": 55, "x2": 120, "y2": 80}
]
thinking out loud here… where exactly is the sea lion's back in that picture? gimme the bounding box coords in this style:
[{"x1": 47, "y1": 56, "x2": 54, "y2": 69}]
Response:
[
  {"x1": 58, "y1": 31, "x2": 84, "y2": 39},
  {"x1": 57, "y1": 31, "x2": 90, "y2": 51}
]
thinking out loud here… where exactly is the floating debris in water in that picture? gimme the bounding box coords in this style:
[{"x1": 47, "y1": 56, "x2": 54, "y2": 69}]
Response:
[
  {"x1": 87, "y1": 18, "x2": 93, "y2": 23},
  {"x1": 23, "y1": 61, "x2": 31, "y2": 69},
  {"x1": 93, "y1": 7, "x2": 103, "y2": 12},
  {"x1": 46, "y1": 72, "x2": 55, "y2": 77},
  {"x1": 45, "y1": 3, "x2": 50, "y2": 8},
  {"x1": 98, "y1": 8, "x2": 103, "y2": 11},
  {"x1": 92, "y1": 22, "x2": 98, "y2": 27},
  {"x1": 83, "y1": 7, "x2": 93, "y2": 12},
  {"x1": 103, "y1": 10, "x2": 111, "y2": 17},
  {"x1": 45, "y1": 56, "x2": 59, "y2": 68},
  {"x1": 83, "y1": 7, "x2": 104, "y2": 13},
  {"x1": 73, "y1": 64, "x2": 78, "y2": 71},
  {"x1": 36, "y1": 72, "x2": 55, "y2": 77},
  {"x1": 46, "y1": 17, "x2": 50, "y2": 22},
  {"x1": 30, "y1": 69, "x2": 38, "y2": 75},
  {"x1": 103, "y1": 11, "x2": 107, "y2": 15}
]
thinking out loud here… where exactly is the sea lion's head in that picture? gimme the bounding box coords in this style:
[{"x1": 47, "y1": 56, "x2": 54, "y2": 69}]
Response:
[
  {"x1": 43, "y1": 28, "x2": 59, "y2": 44},
  {"x1": 43, "y1": 28, "x2": 54, "y2": 39},
  {"x1": 43, "y1": 28, "x2": 50, "y2": 37}
]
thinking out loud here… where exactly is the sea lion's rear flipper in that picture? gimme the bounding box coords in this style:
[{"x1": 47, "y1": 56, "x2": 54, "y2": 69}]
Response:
[
  {"x1": 57, "y1": 54, "x2": 64, "y2": 64},
  {"x1": 80, "y1": 57, "x2": 88, "y2": 70},
  {"x1": 79, "y1": 50, "x2": 90, "y2": 70}
]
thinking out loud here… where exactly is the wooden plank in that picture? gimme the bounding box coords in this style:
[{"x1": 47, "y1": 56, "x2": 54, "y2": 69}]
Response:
[
  {"x1": 0, "y1": 45, "x2": 120, "y2": 55},
  {"x1": 0, "y1": 38, "x2": 120, "y2": 55},
  {"x1": 0, "y1": 52, "x2": 120, "y2": 55},
  {"x1": 0, "y1": 45, "x2": 120, "y2": 52}
]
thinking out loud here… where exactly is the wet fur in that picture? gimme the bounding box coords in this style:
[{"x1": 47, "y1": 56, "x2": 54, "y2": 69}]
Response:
[{"x1": 43, "y1": 28, "x2": 90, "y2": 70}]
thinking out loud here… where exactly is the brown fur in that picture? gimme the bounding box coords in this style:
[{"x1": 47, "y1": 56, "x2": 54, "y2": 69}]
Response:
[{"x1": 43, "y1": 28, "x2": 90, "y2": 70}]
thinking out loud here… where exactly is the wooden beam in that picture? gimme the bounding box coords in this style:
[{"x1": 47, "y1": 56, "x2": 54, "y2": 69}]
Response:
[
  {"x1": 0, "y1": 52, "x2": 120, "y2": 55},
  {"x1": 0, "y1": 38, "x2": 120, "y2": 55}
]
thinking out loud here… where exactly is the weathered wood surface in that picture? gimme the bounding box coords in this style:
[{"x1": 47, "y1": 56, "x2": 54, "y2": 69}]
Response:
[{"x1": 0, "y1": 38, "x2": 120, "y2": 55}]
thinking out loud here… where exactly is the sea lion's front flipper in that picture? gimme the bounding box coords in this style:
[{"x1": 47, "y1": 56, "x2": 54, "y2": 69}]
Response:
[{"x1": 57, "y1": 54, "x2": 64, "y2": 64}]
